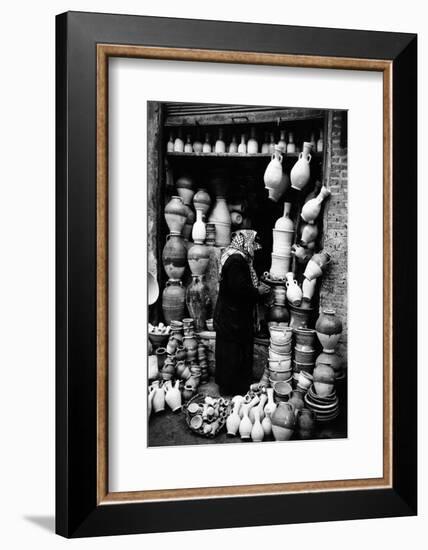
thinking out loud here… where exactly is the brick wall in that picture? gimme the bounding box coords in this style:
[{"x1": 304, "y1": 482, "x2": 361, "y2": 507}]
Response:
[{"x1": 320, "y1": 111, "x2": 348, "y2": 364}]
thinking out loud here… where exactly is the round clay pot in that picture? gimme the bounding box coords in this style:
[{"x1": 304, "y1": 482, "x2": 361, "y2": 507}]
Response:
[
  {"x1": 296, "y1": 408, "x2": 316, "y2": 439},
  {"x1": 289, "y1": 303, "x2": 314, "y2": 329},
  {"x1": 271, "y1": 402, "x2": 296, "y2": 440},
  {"x1": 176, "y1": 175, "x2": 194, "y2": 206},
  {"x1": 294, "y1": 327, "x2": 317, "y2": 349},
  {"x1": 315, "y1": 351, "x2": 343, "y2": 377},
  {"x1": 315, "y1": 309, "x2": 343, "y2": 351},
  {"x1": 187, "y1": 242, "x2": 210, "y2": 276},
  {"x1": 273, "y1": 381, "x2": 293, "y2": 402},
  {"x1": 270, "y1": 340, "x2": 292, "y2": 354},
  {"x1": 268, "y1": 369, "x2": 293, "y2": 382},
  {"x1": 267, "y1": 304, "x2": 289, "y2": 325},
  {"x1": 193, "y1": 188, "x2": 211, "y2": 216},
  {"x1": 268, "y1": 347, "x2": 292, "y2": 362},
  {"x1": 162, "y1": 234, "x2": 186, "y2": 280},
  {"x1": 268, "y1": 358, "x2": 292, "y2": 371},
  {"x1": 294, "y1": 347, "x2": 316, "y2": 363},
  {"x1": 162, "y1": 279, "x2": 186, "y2": 324},
  {"x1": 164, "y1": 195, "x2": 187, "y2": 234},
  {"x1": 288, "y1": 390, "x2": 305, "y2": 411},
  {"x1": 313, "y1": 364, "x2": 336, "y2": 397},
  {"x1": 290, "y1": 142, "x2": 312, "y2": 191}
]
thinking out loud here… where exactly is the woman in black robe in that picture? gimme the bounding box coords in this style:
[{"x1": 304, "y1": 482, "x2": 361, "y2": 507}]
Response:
[{"x1": 214, "y1": 230, "x2": 270, "y2": 395}]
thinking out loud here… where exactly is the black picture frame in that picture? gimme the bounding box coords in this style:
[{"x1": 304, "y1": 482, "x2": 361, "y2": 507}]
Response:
[{"x1": 56, "y1": 11, "x2": 417, "y2": 538}]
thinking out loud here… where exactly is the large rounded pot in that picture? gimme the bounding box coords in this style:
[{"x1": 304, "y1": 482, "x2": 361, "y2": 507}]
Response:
[
  {"x1": 294, "y1": 327, "x2": 317, "y2": 349},
  {"x1": 176, "y1": 175, "x2": 194, "y2": 206},
  {"x1": 193, "y1": 188, "x2": 211, "y2": 217},
  {"x1": 271, "y1": 402, "x2": 295, "y2": 440},
  {"x1": 315, "y1": 351, "x2": 343, "y2": 377},
  {"x1": 187, "y1": 242, "x2": 210, "y2": 276},
  {"x1": 264, "y1": 148, "x2": 286, "y2": 202},
  {"x1": 162, "y1": 234, "x2": 186, "y2": 280},
  {"x1": 313, "y1": 364, "x2": 336, "y2": 397},
  {"x1": 315, "y1": 309, "x2": 343, "y2": 352},
  {"x1": 269, "y1": 326, "x2": 293, "y2": 346},
  {"x1": 164, "y1": 195, "x2": 187, "y2": 234},
  {"x1": 289, "y1": 303, "x2": 314, "y2": 329},
  {"x1": 290, "y1": 142, "x2": 312, "y2": 191},
  {"x1": 162, "y1": 279, "x2": 186, "y2": 324},
  {"x1": 267, "y1": 304, "x2": 289, "y2": 325}
]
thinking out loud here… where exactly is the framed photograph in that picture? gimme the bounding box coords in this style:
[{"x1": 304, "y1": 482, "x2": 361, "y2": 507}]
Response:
[{"x1": 56, "y1": 11, "x2": 417, "y2": 538}]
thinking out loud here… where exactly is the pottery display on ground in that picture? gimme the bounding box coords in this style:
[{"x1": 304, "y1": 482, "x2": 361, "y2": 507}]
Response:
[
  {"x1": 271, "y1": 402, "x2": 296, "y2": 441},
  {"x1": 164, "y1": 195, "x2": 187, "y2": 235},
  {"x1": 251, "y1": 407, "x2": 264, "y2": 442},
  {"x1": 290, "y1": 141, "x2": 312, "y2": 191},
  {"x1": 239, "y1": 404, "x2": 253, "y2": 440},
  {"x1": 264, "y1": 147, "x2": 287, "y2": 202},
  {"x1": 301, "y1": 186, "x2": 331, "y2": 224},
  {"x1": 304, "y1": 385, "x2": 339, "y2": 422},
  {"x1": 226, "y1": 395, "x2": 244, "y2": 436},
  {"x1": 162, "y1": 233, "x2": 187, "y2": 280},
  {"x1": 176, "y1": 176, "x2": 194, "y2": 206},
  {"x1": 162, "y1": 279, "x2": 186, "y2": 324},
  {"x1": 304, "y1": 250, "x2": 331, "y2": 280},
  {"x1": 193, "y1": 188, "x2": 211, "y2": 217},
  {"x1": 315, "y1": 309, "x2": 343, "y2": 352}
]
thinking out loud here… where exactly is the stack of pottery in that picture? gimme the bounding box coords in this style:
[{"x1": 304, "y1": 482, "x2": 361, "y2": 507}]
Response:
[
  {"x1": 175, "y1": 176, "x2": 194, "y2": 207},
  {"x1": 187, "y1": 222, "x2": 211, "y2": 331},
  {"x1": 293, "y1": 327, "x2": 317, "y2": 382},
  {"x1": 267, "y1": 326, "x2": 293, "y2": 384},
  {"x1": 264, "y1": 146, "x2": 289, "y2": 202},
  {"x1": 290, "y1": 142, "x2": 312, "y2": 191},
  {"x1": 270, "y1": 202, "x2": 294, "y2": 279},
  {"x1": 205, "y1": 223, "x2": 216, "y2": 245},
  {"x1": 208, "y1": 178, "x2": 231, "y2": 247},
  {"x1": 288, "y1": 302, "x2": 314, "y2": 330},
  {"x1": 266, "y1": 282, "x2": 289, "y2": 326},
  {"x1": 197, "y1": 342, "x2": 209, "y2": 384},
  {"x1": 304, "y1": 384, "x2": 339, "y2": 422},
  {"x1": 198, "y1": 330, "x2": 216, "y2": 376}
]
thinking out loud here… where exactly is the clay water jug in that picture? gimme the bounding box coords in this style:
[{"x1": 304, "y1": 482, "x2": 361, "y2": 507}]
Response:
[
  {"x1": 238, "y1": 134, "x2": 247, "y2": 154},
  {"x1": 208, "y1": 196, "x2": 231, "y2": 247},
  {"x1": 288, "y1": 303, "x2": 314, "y2": 329},
  {"x1": 261, "y1": 132, "x2": 269, "y2": 154},
  {"x1": 251, "y1": 407, "x2": 264, "y2": 442},
  {"x1": 191, "y1": 209, "x2": 206, "y2": 243},
  {"x1": 286, "y1": 132, "x2": 296, "y2": 154},
  {"x1": 173, "y1": 131, "x2": 184, "y2": 152},
  {"x1": 273, "y1": 203, "x2": 294, "y2": 255},
  {"x1": 187, "y1": 242, "x2": 209, "y2": 276},
  {"x1": 290, "y1": 141, "x2": 312, "y2": 190},
  {"x1": 304, "y1": 250, "x2": 331, "y2": 281},
  {"x1": 183, "y1": 205, "x2": 195, "y2": 241},
  {"x1": 316, "y1": 129, "x2": 324, "y2": 153},
  {"x1": 264, "y1": 148, "x2": 286, "y2": 202},
  {"x1": 162, "y1": 234, "x2": 186, "y2": 280},
  {"x1": 315, "y1": 309, "x2": 343, "y2": 352},
  {"x1": 286, "y1": 272, "x2": 303, "y2": 306},
  {"x1": 186, "y1": 275, "x2": 211, "y2": 332},
  {"x1": 152, "y1": 380, "x2": 165, "y2": 413},
  {"x1": 228, "y1": 135, "x2": 238, "y2": 153},
  {"x1": 264, "y1": 387, "x2": 277, "y2": 417},
  {"x1": 301, "y1": 186, "x2": 330, "y2": 224},
  {"x1": 184, "y1": 134, "x2": 193, "y2": 153},
  {"x1": 278, "y1": 130, "x2": 286, "y2": 153},
  {"x1": 247, "y1": 127, "x2": 259, "y2": 154},
  {"x1": 239, "y1": 404, "x2": 252, "y2": 440},
  {"x1": 164, "y1": 195, "x2": 187, "y2": 234},
  {"x1": 313, "y1": 364, "x2": 336, "y2": 397},
  {"x1": 271, "y1": 402, "x2": 295, "y2": 441},
  {"x1": 261, "y1": 412, "x2": 272, "y2": 436},
  {"x1": 162, "y1": 280, "x2": 186, "y2": 323},
  {"x1": 226, "y1": 396, "x2": 244, "y2": 436},
  {"x1": 301, "y1": 223, "x2": 319, "y2": 244},
  {"x1": 167, "y1": 132, "x2": 174, "y2": 152},
  {"x1": 202, "y1": 133, "x2": 211, "y2": 153},
  {"x1": 302, "y1": 277, "x2": 317, "y2": 302},
  {"x1": 165, "y1": 379, "x2": 182, "y2": 412},
  {"x1": 176, "y1": 175, "x2": 194, "y2": 206},
  {"x1": 193, "y1": 136, "x2": 203, "y2": 153},
  {"x1": 193, "y1": 188, "x2": 211, "y2": 217},
  {"x1": 215, "y1": 128, "x2": 226, "y2": 153}
]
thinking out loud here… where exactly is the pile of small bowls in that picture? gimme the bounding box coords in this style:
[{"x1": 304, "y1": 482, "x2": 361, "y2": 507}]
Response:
[
  {"x1": 293, "y1": 328, "x2": 317, "y2": 382},
  {"x1": 268, "y1": 326, "x2": 293, "y2": 384},
  {"x1": 304, "y1": 385, "x2": 339, "y2": 422}
]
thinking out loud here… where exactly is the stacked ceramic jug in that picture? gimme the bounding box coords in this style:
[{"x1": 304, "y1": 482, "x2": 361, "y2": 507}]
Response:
[
  {"x1": 162, "y1": 195, "x2": 188, "y2": 323},
  {"x1": 269, "y1": 202, "x2": 294, "y2": 280},
  {"x1": 292, "y1": 328, "x2": 317, "y2": 386},
  {"x1": 267, "y1": 326, "x2": 293, "y2": 386}
]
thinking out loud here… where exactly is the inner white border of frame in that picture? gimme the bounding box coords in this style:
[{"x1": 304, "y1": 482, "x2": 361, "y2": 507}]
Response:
[{"x1": 108, "y1": 57, "x2": 383, "y2": 492}]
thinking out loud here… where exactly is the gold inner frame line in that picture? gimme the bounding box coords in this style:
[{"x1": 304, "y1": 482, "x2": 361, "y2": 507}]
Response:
[{"x1": 96, "y1": 44, "x2": 393, "y2": 505}]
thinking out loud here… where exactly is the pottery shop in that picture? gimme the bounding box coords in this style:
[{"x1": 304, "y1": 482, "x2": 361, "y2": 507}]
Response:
[{"x1": 147, "y1": 102, "x2": 348, "y2": 446}]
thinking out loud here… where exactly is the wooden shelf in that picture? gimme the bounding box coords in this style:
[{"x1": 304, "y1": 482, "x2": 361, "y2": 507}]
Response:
[{"x1": 166, "y1": 151, "x2": 323, "y2": 159}]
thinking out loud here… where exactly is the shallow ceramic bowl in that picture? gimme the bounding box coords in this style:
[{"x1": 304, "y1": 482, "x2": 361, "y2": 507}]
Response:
[
  {"x1": 268, "y1": 370, "x2": 293, "y2": 382},
  {"x1": 148, "y1": 332, "x2": 169, "y2": 348},
  {"x1": 269, "y1": 347, "x2": 292, "y2": 361}
]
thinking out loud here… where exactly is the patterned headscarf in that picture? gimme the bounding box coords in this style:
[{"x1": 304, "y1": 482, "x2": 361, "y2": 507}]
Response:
[{"x1": 220, "y1": 230, "x2": 261, "y2": 288}]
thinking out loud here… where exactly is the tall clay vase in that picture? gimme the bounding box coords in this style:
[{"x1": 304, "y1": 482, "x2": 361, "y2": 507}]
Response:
[
  {"x1": 264, "y1": 387, "x2": 277, "y2": 417},
  {"x1": 301, "y1": 186, "x2": 331, "y2": 224},
  {"x1": 192, "y1": 209, "x2": 206, "y2": 243},
  {"x1": 193, "y1": 188, "x2": 211, "y2": 218},
  {"x1": 313, "y1": 364, "x2": 336, "y2": 397},
  {"x1": 290, "y1": 142, "x2": 312, "y2": 191},
  {"x1": 187, "y1": 242, "x2": 210, "y2": 277},
  {"x1": 165, "y1": 379, "x2": 182, "y2": 412},
  {"x1": 285, "y1": 272, "x2": 303, "y2": 306},
  {"x1": 175, "y1": 176, "x2": 194, "y2": 206},
  {"x1": 272, "y1": 202, "x2": 294, "y2": 256},
  {"x1": 251, "y1": 407, "x2": 265, "y2": 442},
  {"x1": 162, "y1": 233, "x2": 187, "y2": 280},
  {"x1": 227, "y1": 396, "x2": 244, "y2": 436},
  {"x1": 261, "y1": 411, "x2": 273, "y2": 437},
  {"x1": 264, "y1": 148, "x2": 287, "y2": 202},
  {"x1": 162, "y1": 280, "x2": 186, "y2": 324},
  {"x1": 239, "y1": 404, "x2": 253, "y2": 440},
  {"x1": 271, "y1": 402, "x2": 296, "y2": 441},
  {"x1": 301, "y1": 223, "x2": 319, "y2": 245},
  {"x1": 208, "y1": 196, "x2": 231, "y2": 247},
  {"x1": 186, "y1": 275, "x2": 211, "y2": 332},
  {"x1": 302, "y1": 277, "x2": 317, "y2": 303},
  {"x1": 151, "y1": 380, "x2": 165, "y2": 413},
  {"x1": 164, "y1": 195, "x2": 187, "y2": 235},
  {"x1": 315, "y1": 309, "x2": 343, "y2": 352}
]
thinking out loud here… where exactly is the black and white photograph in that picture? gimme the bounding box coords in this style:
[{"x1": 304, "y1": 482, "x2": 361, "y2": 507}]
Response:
[{"x1": 147, "y1": 101, "x2": 348, "y2": 446}]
